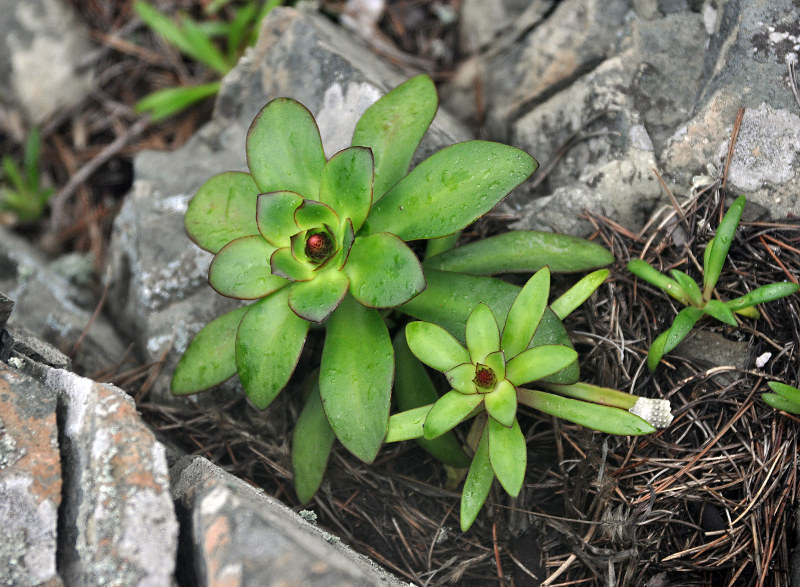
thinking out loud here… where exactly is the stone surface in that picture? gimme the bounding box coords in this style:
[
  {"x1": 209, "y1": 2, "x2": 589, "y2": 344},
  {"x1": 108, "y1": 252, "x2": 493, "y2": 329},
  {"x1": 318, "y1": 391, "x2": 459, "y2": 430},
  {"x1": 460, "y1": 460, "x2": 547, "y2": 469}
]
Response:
[
  {"x1": 106, "y1": 6, "x2": 472, "y2": 404},
  {"x1": 0, "y1": 290, "x2": 13, "y2": 328},
  {"x1": 458, "y1": 0, "x2": 552, "y2": 52},
  {"x1": 0, "y1": 364, "x2": 62, "y2": 587},
  {"x1": 171, "y1": 455, "x2": 408, "y2": 586},
  {"x1": 659, "y1": 0, "x2": 800, "y2": 219},
  {"x1": 0, "y1": 0, "x2": 95, "y2": 124},
  {"x1": 40, "y1": 366, "x2": 178, "y2": 587},
  {"x1": 0, "y1": 224, "x2": 127, "y2": 376}
]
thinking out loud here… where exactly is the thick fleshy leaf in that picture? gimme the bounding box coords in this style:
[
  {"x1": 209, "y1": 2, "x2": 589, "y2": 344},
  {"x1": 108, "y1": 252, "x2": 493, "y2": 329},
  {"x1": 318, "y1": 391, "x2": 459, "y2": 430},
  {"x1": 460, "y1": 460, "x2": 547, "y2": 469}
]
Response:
[
  {"x1": 400, "y1": 270, "x2": 519, "y2": 341},
  {"x1": 405, "y1": 321, "x2": 470, "y2": 372},
  {"x1": 424, "y1": 232, "x2": 461, "y2": 259},
  {"x1": 726, "y1": 282, "x2": 799, "y2": 311},
  {"x1": 423, "y1": 390, "x2": 483, "y2": 439},
  {"x1": 209, "y1": 236, "x2": 287, "y2": 299},
  {"x1": 270, "y1": 247, "x2": 313, "y2": 281},
  {"x1": 338, "y1": 218, "x2": 355, "y2": 268},
  {"x1": 386, "y1": 405, "x2": 431, "y2": 442},
  {"x1": 670, "y1": 269, "x2": 703, "y2": 307},
  {"x1": 768, "y1": 381, "x2": 800, "y2": 404},
  {"x1": 256, "y1": 191, "x2": 304, "y2": 248},
  {"x1": 445, "y1": 363, "x2": 478, "y2": 395},
  {"x1": 487, "y1": 417, "x2": 525, "y2": 496},
  {"x1": 485, "y1": 379, "x2": 517, "y2": 427},
  {"x1": 550, "y1": 269, "x2": 608, "y2": 321},
  {"x1": 627, "y1": 259, "x2": 691, "y2": 305},
  {"x1": 505, "y1": 345, "x2": 578, "y2": 386},
  {"x1": 460, "y1": 421, "x2": 493, "y2": 531},
  {"x1": 424, "y1": 231, "x2": 614, "y2": 275},
  {"x1": 663, "y1": 307, "x2": 704, "y2": 355},
  {"x1": 344, "y1": 233, "x2": 425, "y2": 308},
  {"x1": 647, "y1": 330, "x2": 670, "y2": 372},
  {"x1": 465, "y1": 303, "x2": 500, "y2": 364},
  {"x1": 171, "y1": 306, "x2": 248, "y2": 395},
  {"x1": 501, "y1": 267, "x2": 549, "y2": 358},
  {"x1": 365, "y1": 141, "x2": 537, "y2": 240},
  {"x1": 294, "y1": 199, "x2": 339, "y2": 231},
  {"x1": 517, "y1": 388, "x2": 657, "y2": 435},
  {"x1": 292, "y1": 380, "x2": 335, "y2": 504},
  {"x1": 392, "y1": 331, "x2": 470, "y2": 467},
  {"x1": 762, "y1": 392, "x2": 800, "y2": 414},
  {"x1": 287, "y1": 269, "x2": 349, "y2": 323},
  {"x1": 351, "y1": 74, "x2": 437, "y2": 199},
  {"x1": 318, "y1": 147, "x2": 374, "y2": 231},
  {"x1": 319, "y1": 295, "x2": 393, "y2": 463},
  {"x1": 530, "y1": 309, "x2": 579, "y2": 385},
  {"x1": 703, "y1": 195, "x2": 746, "y2": 298},
  {"x1": 483, "y1": 351, "x2": 506, "y2": 382},
  {"x1": 703, "y1": 299, "x2": 737, "y2": 326},
  {"x1": 246, "y1": 98, "x2": 325, "y2": 197},
  {"x1": 235, "y1": 289, "x2": 310, "y2": 409},
  {"x1": 185, "y1": 172, "x2": 259, "y2": 253}
]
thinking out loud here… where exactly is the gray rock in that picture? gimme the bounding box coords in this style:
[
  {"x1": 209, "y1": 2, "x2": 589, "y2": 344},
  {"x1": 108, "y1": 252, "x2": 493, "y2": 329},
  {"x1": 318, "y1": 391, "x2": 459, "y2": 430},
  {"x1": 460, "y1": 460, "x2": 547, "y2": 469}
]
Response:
[
  {"x1": 660, "y1": 0, "x2": 800, "y2": 218},
  {"x1": 0, "y1": 0, "x2": 95, "y2": 124},
  {"x1": 36, "y1": 366, "x2": 179, "y2": 587},
  {"x1": 508, "y1": 12, "x2": 707, "y2": 235},
  {"x1": 0, "y1": 364, "x2": 62, "y2": 587},
  {"x1": 0, "y1": 290, "x2": 13, "y2": 328},
  {"x1": 106, "y1": 6, "x2": 472, "y2": 404},
  {"x1": 0, "y1": 224, "x2": 127, "y2": 376},
  {"x1": 171, "y1": 455, "x2": 409, "y2": 586},
  {"x1": 6, "y1": 323, "x2": 71, "y2": 370},
  {"x1": 458, "y1": 0, "x2": 552, "y2": 52}
]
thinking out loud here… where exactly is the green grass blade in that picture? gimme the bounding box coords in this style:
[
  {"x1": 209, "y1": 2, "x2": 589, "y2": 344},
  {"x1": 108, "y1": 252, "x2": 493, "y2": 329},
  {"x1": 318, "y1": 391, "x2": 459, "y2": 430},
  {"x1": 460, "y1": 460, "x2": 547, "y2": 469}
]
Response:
[
  {"x1": 628, "y1": 259, "x2": 690, "y2": 305},
  {"x1": 703, "y1": 195, "x2": 746, "y2": 299},
  {"x1": 726, "y1": 282, "x2": 799, "y2": 311},
  {"x1": 135, "y1": 82, "x2": 221, "y2": 121},
  {"x1": 550, "y1": 269, "x2": 609, "y2": 320}
]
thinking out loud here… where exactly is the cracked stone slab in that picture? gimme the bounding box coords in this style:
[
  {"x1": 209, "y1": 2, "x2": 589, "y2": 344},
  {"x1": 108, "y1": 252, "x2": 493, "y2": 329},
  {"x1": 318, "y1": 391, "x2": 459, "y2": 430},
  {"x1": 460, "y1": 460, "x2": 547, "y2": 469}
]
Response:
[
  {"x1": 106, "y1": 6, "x2": 472, "y2": 405},
  {"x1": 171, "y1": 455, "x2": 410, "y2": 586},
  {"x1": 0, "y1": 364, "x2": 62, "y2": 587}
]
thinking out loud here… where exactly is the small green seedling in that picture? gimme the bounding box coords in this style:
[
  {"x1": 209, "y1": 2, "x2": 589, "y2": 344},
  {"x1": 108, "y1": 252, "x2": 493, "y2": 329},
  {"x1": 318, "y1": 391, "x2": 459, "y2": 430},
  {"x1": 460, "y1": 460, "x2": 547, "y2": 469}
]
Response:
[
  {"x1": 0, "y1": 128, "x2": 54, "y2": 223},
  {"x1": 628, "y1": 196, "x2": 799, "y2": 371},
  {"x1": 762, "y1": 381, "x2": 800, "y2": 414},
  {"x1": 387, "y1": 268, "x2": 671, "y2": 531},
  {"x1": 134, "y1": 0, "x2": 282, "y2": 120}
]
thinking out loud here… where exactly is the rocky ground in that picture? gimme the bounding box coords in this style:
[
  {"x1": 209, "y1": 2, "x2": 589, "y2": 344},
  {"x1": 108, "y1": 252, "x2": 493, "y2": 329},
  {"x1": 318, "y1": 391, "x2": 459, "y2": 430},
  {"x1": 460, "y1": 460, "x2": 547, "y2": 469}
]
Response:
[{"x1": 1, "y1": 0, "x2": 800, "y2": 585}]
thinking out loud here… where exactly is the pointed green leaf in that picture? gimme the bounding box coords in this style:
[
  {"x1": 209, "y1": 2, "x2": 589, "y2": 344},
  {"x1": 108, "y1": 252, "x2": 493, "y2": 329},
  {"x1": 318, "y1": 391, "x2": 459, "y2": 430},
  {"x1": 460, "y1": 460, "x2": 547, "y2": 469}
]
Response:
[
  {"x1": 726, "y1": 282, "x2": 799, "y2": 311},
  {"x1": 294, "y1": 199, "x2": 339, "y2": 231},
  {"x1": 550, "y1": 269, "x2": 609, "y2": 321},
  {"x1": 287, "y1": 269, "x2": 349, "y2": 323},
  {"x1": 319, "y1": 146, "x2": 374, "y2": 231},
  {"x1": 405, "y1": 321, "x2": 470, "y2": 372},
  {"x1": 235, "y1": 289, "x2": 310, "y2": 409},
  {"x1": 400, "y1": 270, "x2": 520, "y2": 342},
  {"x1": 487, "y1": 417, "x2": 525, "y2": 496},
  {"x1": 424, "y1": 232, "x2": 461, "y2": 259},
  {"x1": 270, "y1": 247, "x2": 313, "y2": 281},
  {"x1": 627, "y1": 259, "x2": 691, "y2": 305},
  {"x1": 517, "y1": 388, "x2": 656, "y2": 435},
  {"x1": 208, "y1": 236, "x2": 287, "y2": 299},
  {"x1": 647, "y1": 329, "x2": 670, "y2": 371},
  {"x1": 256, "y1": 191, "x2": 304, "y2": 248},
  {"x1": 762, "y1": 393, "x2": 800, "y2": 414},
  {"x1": 386, "y1": 405, "x2": 432, "y2": 442},
  {"x1": 485, "y1": 379, "x2": 517, "y2": 428},
  {"x1": 703, "y1": 236, "x2": 715, "y2": 276},
  {"x1": 246, "y1": 98, "x2": 326, "y2": 197},
  {"x1": 670, "y1": 269, "x2": 703, "y2": 306},
  {"x1": 292, "y1": 380, "x2": 335, "y2": 504},
  {"x1": 703, "y1": 195, "x2": 746, "y2": 298},
  {"x1": 344, "y1": 233, "x2": 425, "y2": 308},
  {"x1": 484, "y1": 350, "x2": 506, "y2": 382},
  {"x1": 424, "y1": 390, "x2": 484, "y2": 439},
  {"x1": 365, "y1": 141, "x2": 536, "y2": 240},
  {"x1": 392, "y1": 331, "x2": 470, "y2": 467},
  {"x1": 445, "y1": 363, "x2": 478, "y2": 395},
  {"x1": 135, "y1": 82, "x2": 221, "y2": 122},
  {"x1": 505, "y1": 345, "x2": 578, "y2": 386},
  {"x1": 185, "y1": 171, "x2": 260, "y2": 253},
  {"x1": 466, "y1": 303, "x2": 500, "y2": 364},
  {"x1": 530, "y1": 309, "x2": 579, "y2": 384},
  {"x1": 501, "y1": 267, "x2": 549, "y2": 358},
  {"x1": 352, "y1": 74, "x2": 438, "y2": 199},
  {"x1": 171, "y1": 306, "x2": 249, "y2": 395},
  {"x1": 319, "y1": 295, "x2": 393, "y2": 463},
  {"x1": 460, "y1": 422, "x2": 493, "y2": 531},
  {"x1": 768, "y1": 381, "x2": 800, "y2": 404},
  {"x1": 703, "y1": 299, "x2": 737, "y2": 326},
  {"x1": 424, "y1": 231, "x2": 613, "y2": 275},
  {"x1": 664, "y1": 307, "x2": 704, "y2": 355}
]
